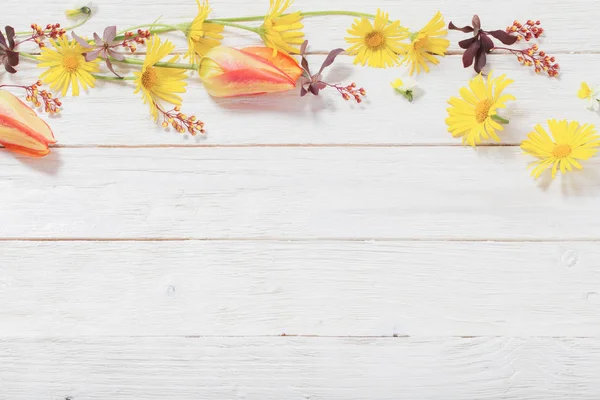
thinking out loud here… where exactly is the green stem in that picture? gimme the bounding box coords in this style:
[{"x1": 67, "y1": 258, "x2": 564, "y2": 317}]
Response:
[
  {"x1": 491, "y1": 114, "x2": 510, "y2": 124},
  {"x1": 116, "y1": 23, "x2": 181, "y2": 35},
  {"x1": 19, "y1": 52, "x2": 39, "y2": 61},
  {"x1": 113, "y1": 26, "x2": 179, "y2": 42},
  {"x1": 16, "y1": 12, "x2": 93, "y2": 36},
  {"x1": 301, "y1": 10, "x2": 376, "y2": 19},
  {"x1": 209, "y1": 21, "x2": 260, "y2": 33},
  {"x1": 93, "y1": 74, "x2": 136, "y2": 81},
  {"x1": 207, "y1": 10, "x2": 376, "y2": 23},
  {"x1": 115, "y1": 57, "x2": 198, "y2": 70}
]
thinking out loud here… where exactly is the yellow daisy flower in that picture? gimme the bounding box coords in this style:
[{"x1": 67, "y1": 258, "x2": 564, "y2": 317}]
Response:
[
  {"x1": 260, "y1": 0, "x2": 304, "y2": 55},
  {"x1": 185, "y1": 0, "x2": 224, "y2": 64},
  {"x1": 37, "y1": 35, "x2": 100, "y2": 97},
  {"x1": 401, "y1": 11, "x2": 449, "y2": 75},
  {"x1": 133, "y1": 35, "x2": 188, "y2": 121},
  {"x1": 345, "y1": 9, "x2": 409, "y2": 69},
  {"x1": 521, "y1": 120, "x2": 600, "y2": 179},
  {"x1": 446, "y1": 72, "x2": 515, "y2": 146}
]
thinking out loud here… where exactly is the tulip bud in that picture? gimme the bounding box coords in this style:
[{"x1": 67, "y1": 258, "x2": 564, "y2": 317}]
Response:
[
  {"x1": 199, "y1": 46, "x2": 303, "y2": 98},
  {"x1": 0, "y1": 90, "x2": 56, "y2": 157}
]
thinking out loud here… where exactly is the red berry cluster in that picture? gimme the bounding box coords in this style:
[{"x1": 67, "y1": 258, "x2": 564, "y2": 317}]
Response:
[
  {"x1": 506, "y1": 20, "x2": 544, "y2": 42},
  {"x1": 122, "y1": 29, "x2": 151, "y2": 53},
  {"x1": 30, "y1": 23, "x2": 66, "y2": 48},
  {"x1": 24, "y1": 81, "x2": 62, "y2": 114},
  {"x1": 159, "y1": 105, "x2": 205, "y2": 136},
  {"x1": 334, "y1": 83, "x2": 366, "y2": 103},
  {"x1": 515, "y1": 44, "x2": 559, "y2": 77},
  {"x1": 503, "y1": 19, "x2": 558, "y2": 77}
]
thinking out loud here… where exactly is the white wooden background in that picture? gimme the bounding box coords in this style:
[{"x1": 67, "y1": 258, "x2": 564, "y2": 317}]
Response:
[{"x1": 2, "y1": 0, "x2": 600, "y2": 399}]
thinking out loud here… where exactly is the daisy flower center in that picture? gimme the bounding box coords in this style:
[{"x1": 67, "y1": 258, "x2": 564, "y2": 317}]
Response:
[
  {"x1": 412, "y1": 33, "x2": 429, "y2": 51},
  {"x1": 142, "y1": 67, "x2": 158, "y2": 90},
  {"x1": 62, "y1": 53, "x2": 81, "y2": 73},
  {"x1": 365, "y1": 31, "x2": 385, "y2": 49},
  {"x1": 552, "y1": 144, "x2": 572, "y2": 158},
  {"x1": 474, "y1": 99, "x2": 492, "y2": 123}
]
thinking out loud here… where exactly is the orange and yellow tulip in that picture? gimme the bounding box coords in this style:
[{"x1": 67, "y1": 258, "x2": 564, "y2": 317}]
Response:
[
  {"x1": 199, "y1": 46, "x2": 303, "y2": 98},
  {"x1": 0, "y1": 90, "x2": 56, "y2": 157}
]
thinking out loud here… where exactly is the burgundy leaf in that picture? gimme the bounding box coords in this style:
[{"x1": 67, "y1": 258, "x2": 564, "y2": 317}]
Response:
[
  {"x1": 474, "y1": 48, "x2": 486, "y2": 73},
  {"x1": 6, "y1": 50, "x2": 18, "y2": 66},
  {"x1": 300, "y1": 86, "x2": 308, "y2": 96},
  {"x1": 299, "y1": 76, "x2": 311, "y2": 86},
  {"x1": 103, "y1": 26, "x2": 117, "y2": 43},
  {"x1": 316, "y1": 82, "x2": 327, "y2": 90},
  {"x1": 5, "y1": 64, "x2": 16, "y2": 74},
  {"x1": 487, "y1": 29, "x2": 518, "y2": 45},
  {"x1": 300, "y1": 40, "x2": 308, "y2": 55},
  {"x1": 458, "y1": 36, "x2": 477, "y2": 50},
  {"x1": 105, "y1": 58, "x2": 122, "y2": 78},
  {"x1": 84, "y1": 48, "x2": 102, "y2": 62},
  {"x1": 108, "y1": 48, "x2": 125, "y2": 61},
  {"x1": 448, "y1": 21, "x2": 474, "y2": 33},
  {"x1": 0, "y1": 30, "x2": 6, "y2": 48},
  {"x1": 318, "y1": 48, "x2": 344, "y2": 75},
  {"x1": 300, "y1": 55, "x2": 310, "y2": 75},
  {"x1": 472, "y1": 15, "x2": 481, "y2": 34},
  {"x1": 462, "y1": 40, "x2": 480, "y2": 68},
  {"x1": 72, "y1": 31, "x2": 93, "y2": 48},
  {"x1": 309, "y1": 84, "x2": 320, "y2": 96},
  {"x1": 5, "y1": 26, "x2": 15, "y2": 48},
  {"x1": 480, "y1": 32, "x2": 494, "y2": 53}
]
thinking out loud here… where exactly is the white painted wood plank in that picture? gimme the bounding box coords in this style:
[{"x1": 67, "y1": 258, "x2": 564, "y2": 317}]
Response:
[
  {"x1": 5, "y1": 54, "x2": 596, "y2": 146},
  {"x1": 1, "y1": 241, "x2": 599, "y2": 337},
  {"x1": 1, "y1": 336, "x2": 599, "y2": 399},
  {"x1": 4, "y1": 0, "x2": 596, "y2": 52},
  {"x1": 0, "y1": 147, "x2": 599, "y2": 239}
]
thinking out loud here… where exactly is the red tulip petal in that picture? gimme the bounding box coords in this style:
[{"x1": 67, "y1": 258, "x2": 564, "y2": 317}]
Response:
[
  {"x1": 0, "y1": 89, "x2": 55, "y2": 157},
  {"x1": 240, "y1": 47, "x2": 303, "y2": 82}
]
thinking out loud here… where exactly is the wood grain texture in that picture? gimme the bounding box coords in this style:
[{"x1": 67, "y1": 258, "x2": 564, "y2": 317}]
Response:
[
  {"x1": 1, "y1": 147, "x2": 600, "y2": 240},
  {"x1": 2, "y1": 336, "x2": 600, "y2": 400},
  {"x1": 6, "y1": 54, "x2": 598, "y2": 146},
  {"x1": 1, "y1": 241, "x2": 599, "y2": 337},
  {"x1": 3, "y1": 0, "x2": 600, "y2": 397}
]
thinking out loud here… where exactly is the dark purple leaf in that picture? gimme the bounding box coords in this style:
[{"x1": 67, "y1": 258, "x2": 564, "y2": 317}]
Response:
[
  {"x1": 472, "y1": 15, "x2": 481, "y2": 34},
  {"x1": 318, "y1": 48, "x2": 344, "y2": 75},
  {"x1": 448, "y1": 21, "x2": 474, "y2": 33},
  {"x1": 6, "y1": 50, "x2": 18, "y2": 66},
  {"x1": 487, "y1": 29, "x2": 518, "y2": 45},
  {"x1": 103, "y1": 26, "x2": 117, "y2": 43},
  {"x1": 299, "y1": 76, "x2": 311, "y2": 86},
  {"x1": 300, "y1": 55, "x2": 310, "y2": 75},
  {"x1": 300, "y1": 40, "x2": 308, "y2": 55},
  {"x1": 5, "y1": 26, "x2": 15, "y2": 48},
  {"x1": 72, "y1": 31, "x2": 93, "y2": 48},
  {"x1": 309, "y1": 84, "x2": 320, "y2": 96},
  {"x1": 316, "y1": 82, "x2": 327, "y2": 90},
  {"x1": 108, "y1": 48, "x2": 125, "y2": 61},
  {"x1": 0, "y1": 30, "x2": 7, "y2": 48},
  {"x1": 105, "y1": 58, "x2": 122, "y2": 78},
  {"x1": 5, "y1": 64, "x2": 16, "y2": 74},
  {"x1": 462, "y1": 40, "x2": 480, "y2": 68},
  {"x1": 480, "y1": 32, "x2": 494, "y2": 53},
  {"x1": 300, "y1": 86, "x2": 308, "y2": 96},
  {"x1": 474, "y1": 48, "x2": 486, "y2": 73},
  {"x1": 458, "y1": 36, "x2": 477, "y2": 50}
]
